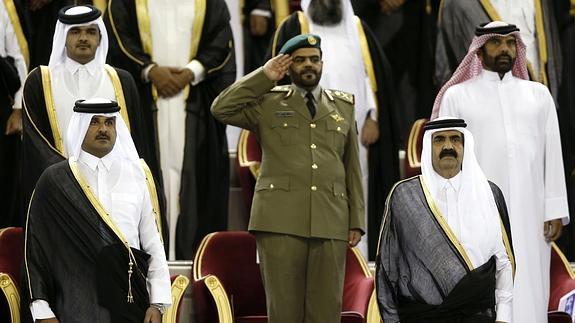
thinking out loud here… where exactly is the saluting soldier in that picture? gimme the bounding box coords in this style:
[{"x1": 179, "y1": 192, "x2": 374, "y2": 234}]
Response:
[{"x1": 211, "y1": 34, "x2": 365, "y2": 322}]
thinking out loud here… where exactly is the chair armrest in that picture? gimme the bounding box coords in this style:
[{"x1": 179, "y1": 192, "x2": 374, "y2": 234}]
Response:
[
  {"x1": 163, "y1": 275, "x2": 189, "y2": 323},
  {"x1": 192, "y1": 275, "x2": 233, "y2": 323},
  {"x1": 0, "y1": 272, "x2": 20, "y2": 323}
]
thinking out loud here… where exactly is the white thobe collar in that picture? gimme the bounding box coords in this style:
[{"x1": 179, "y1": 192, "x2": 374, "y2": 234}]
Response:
[
  {"x1": 64, "y1": 56, "x2": 98, "y2": 77},
  {"x1": 434, "y1": 171, "x2": 462, "y2": 193},
  {"x1": 479, "y1": 69, "x2": 514, "y2": 83},
  {"x1": 78, "y1": 149, "x2": 115, "y2": 172}
]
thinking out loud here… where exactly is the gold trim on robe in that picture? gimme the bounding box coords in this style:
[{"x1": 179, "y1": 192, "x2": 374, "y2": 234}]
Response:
[
  {"x1": 104, "y1": 64, "x2": 131, "y2": 131},
  {"x1": 140, "y1": 159, "x2": 163, "y2": 244},
  {"x1": 552, "y1": 242, "x2": 575, "y2": 279},
  {"x1": 107, "y1": 0, "x2": 146, "y2": 66},
  {"x1": 135, "y1": 0, "x2": 152, "y2": 58},
  {"x1": 3, "y1": 0, "x2": 29, "y2": 67},
  {"x1": 354, "y1": 16, "x2": 379, "y2": 119},
  {"x1": 272, "y1": 0, "x2": 289, "y2": 28},
  {"x1": 40, "y1": 66, "x2": 64, "y2": 154},
  {"x1": 419, "y1": 176, "x2": 474, "y2": 270},
  {"x1": 297, "y1": 11, "x2": 309, "y2": 33},
  {"x1": 23, "y1": 98, "x2": 66, "y2": 158},
  {"x1": 499, "y1": 220, "x2": 515, "y2": 277}
]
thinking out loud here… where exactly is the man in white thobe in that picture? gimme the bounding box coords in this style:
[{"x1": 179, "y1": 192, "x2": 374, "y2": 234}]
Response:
[
  {"x1": 434, "y1": 21, "x2": 570, "y2": 323},
  {"x1": 105, "y1": 0, "x2": 235, "y2": 259}
]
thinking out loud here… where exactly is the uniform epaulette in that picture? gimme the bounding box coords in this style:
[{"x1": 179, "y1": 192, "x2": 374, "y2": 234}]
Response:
[
  {"x1": 270, "y1": 85, "x2": 294, "y2": 98},
  {"x1": 325, "y1": 89, "x2": 354, "y2": 105}
]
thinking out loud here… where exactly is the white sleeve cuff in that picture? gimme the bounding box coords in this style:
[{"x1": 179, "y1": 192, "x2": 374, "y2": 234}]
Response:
[
  {"x1": 544, "y1": 196, "x2": 570, "y2": 224},
  {"x1": 495, "y1": 298, "x2": 512, "y2": 322},
  {"x1": 185, "y1": 60, "x2": 205, "y2": 86},
  {"x1": 13, "y1": 89, "x2": 23, "y2": 109},
  {"x1": 142, "y1": 64, "x2": 156, "y2": 83},
  {"x1": 30, "y1": 299, "x2": 56, "y2": 320},
  {"x1": 250, "y1": 9, "x2": 272, "y2": 18}
]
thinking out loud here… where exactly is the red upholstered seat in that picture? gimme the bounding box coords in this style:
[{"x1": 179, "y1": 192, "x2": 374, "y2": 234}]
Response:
[
  {"x1": 404, "y1": 118, "x2": 427, "y2": 179},
  {"x1": 0, "y1": 227, "x2": 24, "y2": 323},
  {"x1": 548, "y1": 242, "x2": 575, "y2": 321},
  {"x1": 191, "y1": 231, "x2": 381, "y2": 323},
  {"x1": 236, "y1": 129, "x2": 262, "y2": 214},
  {"x1": 548, "y1": 311, "x2": 572, "y2": 323}
]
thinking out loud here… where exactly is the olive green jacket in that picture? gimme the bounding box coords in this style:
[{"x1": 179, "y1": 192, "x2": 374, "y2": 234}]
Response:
[{"x1": 211, "y1": 67, "x2": 365, "y2": 241}]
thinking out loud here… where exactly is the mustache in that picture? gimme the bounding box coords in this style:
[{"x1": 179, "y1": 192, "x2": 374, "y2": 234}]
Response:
[
  {"x1": 495, "y1": 54, "x2": 512, "y2": 62},
  {"x1": 440, "y1": 149, "x2": 457, "y2": 159},
  {"x1": 96, "y1": 134, "x2": 109, "y2": 140}
]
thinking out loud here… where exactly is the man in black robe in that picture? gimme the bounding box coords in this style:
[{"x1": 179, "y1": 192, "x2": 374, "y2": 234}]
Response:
[
  {"x1": 24, "y1": 99, "x2": 171, "y2": 323},
  {"x1": 105, "y1": 0, "x2": 235, "y2": 259},
  {"x1": 0, "y1": 0, "x2": 27, "y2": 227},
  {"x1": 243, "y1": 0, "x2": 275, "y2": 73},
  {"x1": 269, "y1": 0, "x2": 400, "y2": 260},
  {"x1": 376, "y1": 118, "x2": 514, "y2": 323},
  {"x1": 21, "y1": 5, "x2": 163, "y2": 234}
]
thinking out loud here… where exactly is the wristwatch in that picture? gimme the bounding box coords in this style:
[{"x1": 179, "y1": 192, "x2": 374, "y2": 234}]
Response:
[{"x1": 150, "y1": 303, "x2": 166, "y2": 315}]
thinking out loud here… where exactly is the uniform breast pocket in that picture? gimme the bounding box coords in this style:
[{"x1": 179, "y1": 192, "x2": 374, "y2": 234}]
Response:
[
  {"x1": 326, "y1": 120, "x2": 350, "y2": 148},
  {"x1": 271, "y1": 119, "x2": 300, "y2": 145}
]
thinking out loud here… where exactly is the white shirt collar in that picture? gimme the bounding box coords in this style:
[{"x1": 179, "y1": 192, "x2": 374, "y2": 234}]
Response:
[
  {"x1": 294, "y1": 85, "x2": 322, "y2": 102},
  {"x1": 78, "y1": 149, "x2": 115, "y2": 172},
  {"x1": 480, "y1": 69, "x2": 513, "y2": 83},
  {"x1": 64, "y1": 56, "x2": 99, "y2": 77},
  {"x1": 434, "y1": 170, "x2": 462, "y2": 192}
]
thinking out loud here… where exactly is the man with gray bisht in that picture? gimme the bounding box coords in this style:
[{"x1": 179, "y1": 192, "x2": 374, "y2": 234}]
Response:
[{"x1": 376, "y1": 117, "x2": 514, "y2": 323}]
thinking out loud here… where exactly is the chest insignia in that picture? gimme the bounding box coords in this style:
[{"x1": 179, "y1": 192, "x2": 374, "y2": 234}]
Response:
[
  {"x1": 275, "y1": 110, "x2": 295, "y2": 117},
  {"x1": 330, "y1": 113, "x2": 345, "y2": 123}
]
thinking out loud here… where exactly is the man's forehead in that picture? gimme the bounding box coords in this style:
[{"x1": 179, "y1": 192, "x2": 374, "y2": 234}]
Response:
[
  {"x1": 432, "y1": 129, "x2": 463, "y2": 137},
  {"x1": 292, "y1": 47, "x2": 321, "y2": 57},
  {"x1": 69, "y1": 23, "x2": 99, "y2": 31},
  {"x1": 487, "y1": 34, "x2": 516, "y2": 42},
  {"x1": 90, "y1": 115, "x2": 115, "y2": 120}
]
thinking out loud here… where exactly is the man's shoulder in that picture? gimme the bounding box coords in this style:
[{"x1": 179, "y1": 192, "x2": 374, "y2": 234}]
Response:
[
  {"x1": 389, "y1": 176, "x2": 421, "y2": 199},
  {"x1": 37, "y1": 160, "x2": 71, "y2": 186},
  {"x1": 324, "y1": 89, "x2": 355, "y2": 106}
]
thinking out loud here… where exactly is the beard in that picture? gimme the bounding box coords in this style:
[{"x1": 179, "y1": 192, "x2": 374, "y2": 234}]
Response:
[
  {"x1": 308, "y1": 0, "x2": 343, "y2": 26},
  {"x1": 289, "y1": 66, "x2": 322, "y2": 89},
  {"x1": 481, "y1": 50, "x2": 516, "y2": 74}
]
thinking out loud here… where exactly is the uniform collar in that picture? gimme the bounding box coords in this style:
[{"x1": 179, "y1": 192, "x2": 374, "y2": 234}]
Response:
[{"x1": 294, "y1": 84, "x2": 322, "y2": 102}]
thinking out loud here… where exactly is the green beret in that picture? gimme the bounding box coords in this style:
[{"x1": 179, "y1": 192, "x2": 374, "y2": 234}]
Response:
[{"x1": 279, "y1": 34, "x2": 321, "y2": 55}]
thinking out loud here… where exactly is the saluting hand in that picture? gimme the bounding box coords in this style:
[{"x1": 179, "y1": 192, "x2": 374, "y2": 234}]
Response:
[{"x1": 263, "y1": 54, "x2": 292, "y2": 82}]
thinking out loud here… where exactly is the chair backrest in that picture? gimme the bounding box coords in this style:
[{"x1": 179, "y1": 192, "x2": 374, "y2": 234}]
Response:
[
  {"x1": 193, "y1": 231, "x2": 267, "y2": 317},
  {"x1": 549, "y1": 242, "x2": 575, "y2": 311},
  {"x1": 236, "y1": 129, "x2": 262, "y2": 213},
  {"x1": 0, "y1": 227, "x2": 24, "y2": 323},
  {"x1": 404, "y1": 118, "x2": 427, "y2": 179},
  {"x1": 342, "y1": 247, "x2": 380, "y2": 321},
  {"x1": 548, "y1": 311, "x2": 573, "y2": 323}
]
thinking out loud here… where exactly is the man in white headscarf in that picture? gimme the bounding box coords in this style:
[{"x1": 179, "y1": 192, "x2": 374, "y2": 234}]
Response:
[
  {"x1": 25, "y1": 98, "x2": 171, "y2": 323},
  {"x1": 376, "y1": 117, "x2": 514, "y2": 323},
  {"x1": 435, "y1": 21, "x2": 569, "y2": 323},
  {"x1": 269, "y1": 0, "x2": 400, "y2": 260},
  {"x1": 21, "y1": 4, "x2": 160, "y2": 222}
]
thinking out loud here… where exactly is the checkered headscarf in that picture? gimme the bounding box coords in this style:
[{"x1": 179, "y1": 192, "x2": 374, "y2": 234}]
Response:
[{"x1": 431, "y1": 21, "x2": 529, "y2": 119}]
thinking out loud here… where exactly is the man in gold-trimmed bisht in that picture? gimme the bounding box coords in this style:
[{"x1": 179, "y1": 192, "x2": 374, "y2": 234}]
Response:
[
  {"x1": 24, "y1": 99, "x2": 171, "y2": 323},
  {"x1": 376, "y1": 117, "x2": 514, "y2": 323},
  {"x1": 21, "y1": 5, "x2": 160, "y2": 224},
  {"x1": 105, "y1": 0, "x2": 236, "y2": 259}
]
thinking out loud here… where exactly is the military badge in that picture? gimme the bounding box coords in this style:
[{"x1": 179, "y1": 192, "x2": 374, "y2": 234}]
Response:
[
  {"x1": 330, "y1": 113, "x2": 345, "y2": 123},
  {"x1": 276, "y1": 110, "x2": 295, "y2": 117},
  {"x1": 308, "y1": 36, "x2": 317, "y2": 45}
]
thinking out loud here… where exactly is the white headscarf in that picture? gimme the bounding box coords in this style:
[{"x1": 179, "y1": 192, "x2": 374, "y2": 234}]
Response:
[
  {"x1": 48, "y1": 5, "x2": 108, "y2": 69},
  {"x1": 66, "y1": 98, "x2": 140, "y2": 169},
  {"x1": 420, "y1": 117, "x2": 502, "y2": 262}
]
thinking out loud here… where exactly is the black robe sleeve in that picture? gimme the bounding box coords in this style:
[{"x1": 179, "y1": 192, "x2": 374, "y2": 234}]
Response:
[
  {"x1": 488, "y1": 181, "x2": 514, "y2": 256},
  {"x1": 21, "y1": 67, "x2": 65, "y2": 213}
]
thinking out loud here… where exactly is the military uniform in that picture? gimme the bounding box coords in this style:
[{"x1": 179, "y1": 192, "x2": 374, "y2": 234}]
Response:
[{"x1": 211, "y1": 66, "x2": 365, "y2": 322}]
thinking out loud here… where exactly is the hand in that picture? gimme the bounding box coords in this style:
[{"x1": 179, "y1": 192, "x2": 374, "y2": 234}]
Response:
[
  {"x1": 250, "y1": 14, "x2": 269, "y2": 36},
  {"x1": 544, "y1": 219, "x2": 563, "y2": 242},
  {"x1": 148, "y1": 65, "x2": 181, "y2": 98},
  {"x1": 37, "y1": 318, "x2": 59, "y2": 323},
  {"x1": 169, "y1": 67, "x2": 195, "y2": 89},
  {"x1": 360, "y1": 118, "x2": 379, "y2": 147},
  {"x1": 28, "y1": 0, "x2": 52, "y2": 11},
  {"x1": 348, "y1": 229, "x2": 362, "y2": 247},
  {"x1": 495, "y1": 321, "x2": 507, "y2": 323},
  {"x1": 5, "y1": 109, "x2": 22, "y2": 135},
  {"x1": 143, "y1": 306, "x2": 162, "y2": 323},
  {"x1": 263, "y1": 54, "x2": 292, "y2": 81},
  {"x1": 379, "y1": 0, "x2": 406, "y2": 15}
]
